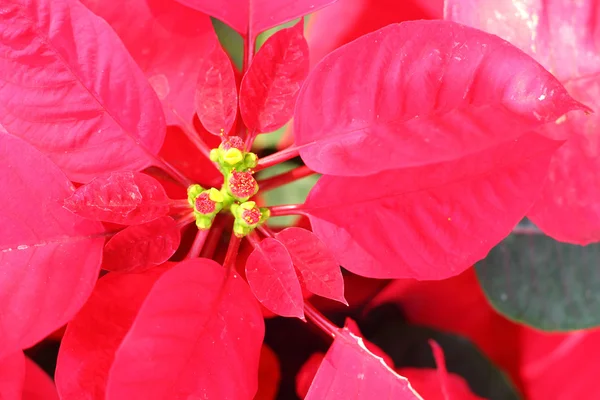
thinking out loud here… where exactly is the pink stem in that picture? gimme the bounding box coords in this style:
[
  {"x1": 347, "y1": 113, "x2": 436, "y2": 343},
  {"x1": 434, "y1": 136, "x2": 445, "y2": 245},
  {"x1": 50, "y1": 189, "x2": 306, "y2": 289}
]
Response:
[
  {"x1": 175, "y1": 212, "x2": 196, "y2": 228},
  {"x1": 155, "y1": 155, "x2": 193, "y2": 187},
  {"x1": 247, "y1": 230, "x2": 262, "y2": 247},
  {"x1": 200, "y1": 217, "x2": 225, "y2": 259},
  {"x1": 256, "y1": 224, "x2": 273, "y2": 238},
  {"x1": 304, "y1": 302, "x2": 339, "y2": 339},
  {"x1": 169, "y1": 107, "x2": 213, "y2": 161},
  {"x1": 255, "y1": 146, "x2": 301, "y2": 170},
  {"x1": 269, "y1": 203, "x2": 307, "y2": 217},
  {"x1": 258, "y1": 165, "x2": 316, "y2": 191},
  {"x1": 186, "y1": 228, "x2": 210, "y2": 259}
]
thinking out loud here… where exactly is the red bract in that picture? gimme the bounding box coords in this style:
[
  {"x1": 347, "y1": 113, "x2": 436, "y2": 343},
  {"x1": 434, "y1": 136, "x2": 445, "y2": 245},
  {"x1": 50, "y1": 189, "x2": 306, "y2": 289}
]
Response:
[
  {"x1": 294, "y1": 20, "x2": 586, "y2": 177},
  {"x1": 446, "y1": 0, "x2": 600, "y2": 244},
  {"x1": 23, "y1": 357, "x2": 59, "y2": 400},
  {"x1": 305, "y1": 133, "x2": 561, "y2": 279},
  {"x1": 0, "y1": 0, "x2": 166, "y2": 183},
  {"x1": 102, "y1": 216, "x2": 181, "y2": 272},
  {"x1": 173, "y1": 0, "x2": 336, "y2": 35},
  {"x1": 0, "y1": 133, "x2": 104, "y2": 357},
  {"x1": 195, "y1": 41, "x2": 238, "y2": 135},
  {"x1": 64, "y1": 171, "x2": 171, "y2": 225},
  {"x1": 246, "y1": 237, "x2": 305, "y2": 319},
  {"x1": 82, "y1": 0, "x2": 216, "y2": 125},
  {"x1": 0, "y1": 352, "x2": 24, "y2": 400},
  {"x1": 240, "y1": 21, "x2": 309, "y2": 134},
  {"x1": 275, "y1": 227, "x2": 346, "y2": 304},
  {"x1": 305, "y1": 319, "x2": 423, "y2": 399}
]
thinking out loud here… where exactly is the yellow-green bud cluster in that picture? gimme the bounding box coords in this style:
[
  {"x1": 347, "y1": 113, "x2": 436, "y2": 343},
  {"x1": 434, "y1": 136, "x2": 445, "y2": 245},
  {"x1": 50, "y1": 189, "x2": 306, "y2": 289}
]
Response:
[
  {"x1": 210, "y1": 137, "x2": 258, "y2": 175},
  {"x1": 231, "y1": 201, "x2": 270, "y2": 237},
  {"x1": 187, "y1": 185, "x2": 224, "y2": 230}
]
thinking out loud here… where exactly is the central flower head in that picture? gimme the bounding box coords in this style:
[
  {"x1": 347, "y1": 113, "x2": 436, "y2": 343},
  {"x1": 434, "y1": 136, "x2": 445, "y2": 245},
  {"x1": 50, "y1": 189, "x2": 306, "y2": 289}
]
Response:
[{"x1": 227, "y1": 171, "x2": 258, "y2": 201}]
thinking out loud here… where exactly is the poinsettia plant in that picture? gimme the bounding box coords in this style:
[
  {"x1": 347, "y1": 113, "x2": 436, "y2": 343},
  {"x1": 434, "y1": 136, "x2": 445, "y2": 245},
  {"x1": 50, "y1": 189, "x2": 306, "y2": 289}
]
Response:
[{"x1": 1, "y1": 0, "x2": 599, "y2": 398}]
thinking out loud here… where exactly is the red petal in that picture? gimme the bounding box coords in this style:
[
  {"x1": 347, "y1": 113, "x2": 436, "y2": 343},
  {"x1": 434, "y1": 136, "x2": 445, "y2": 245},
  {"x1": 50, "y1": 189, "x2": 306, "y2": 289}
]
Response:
[
  {"x1": 0, "y1": 134, "x2": 103, "y2": 356},
  {"x1": 305, "y1": 320, "x2": 422, "y2": 399},
  {"x1": 0, "y1": 352, "x2": 25, "y2": 400},
  {"x1": 64, "y1": 171, "x2": 171, "y2": 225},
  {"x1": 447, "y1": 0, "x2": 600, "y2": 244},
  {"x1": 173, "y1": 0, "x2": 336, "y2": 35},
  {"x1": 23, "y1": 357, "x2": 59, "y2": 400},
  {"x1": 105, "y1": 258, "x2": 264, "y2": 399},
  {"x1": 240, "y1": 22, "x2": 309, "y2": 134},
  {"x1": 246, "y1": 238, "x2": 305, "y2": 319},
  {"x1": 255, "y1": 345, "x2": 281, "y2": 400},
  {"x1": 306, "y1": 133, "x2": 561, "y2": 279},
  {"x1": 294, "y1": 20, "x2": 587, "y2": 177},
  {"x1": 56, "y1": 266, "x2": 170, "y2": 399},
  {"x1": 83, "y1": 0, "x2": 216, "y2": 124},
  {"x1": 102, "y1": 216, "x2": 181, "y2": 273},
  {"x1": 0, "y1": 0, "x2": 166, "y2": 182},
  {"x1": 275, "y1": 227, "x2": 346, "y2": 304},
  {"x1": 195, "y1": 42, "x2": 238, "y2": 135}
]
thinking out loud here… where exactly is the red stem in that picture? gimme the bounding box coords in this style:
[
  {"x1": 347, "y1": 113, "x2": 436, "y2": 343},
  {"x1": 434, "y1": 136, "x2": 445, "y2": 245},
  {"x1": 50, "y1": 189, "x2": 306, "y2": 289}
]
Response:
[
  {"x1": 304, "y1": 302, "x2": 339, "y2": 339},
  {"x1": 223, "y1": 232, "x2": 241, "y2": 270},
  {"x1": 269, "y1": 203, "x2": 307, "y2": 217},
  {"x1": 155, "y1": 156, "x2": 193, "y2": 187},
  {"x1": 200, "y1": 216, "x2": 226, "y2": 259},
  {"x1": 255, "y1": 146, "x2": 301, "y2": 170},
  {"x1": 258, "y1": 165, "x2": 316, "y2": 191},
  {"x1": 186, "y1": 228, "x2": 210, "y2": 259},
  {"x1": 246, "y1": 230, "x2": 262, "y2": 247}
]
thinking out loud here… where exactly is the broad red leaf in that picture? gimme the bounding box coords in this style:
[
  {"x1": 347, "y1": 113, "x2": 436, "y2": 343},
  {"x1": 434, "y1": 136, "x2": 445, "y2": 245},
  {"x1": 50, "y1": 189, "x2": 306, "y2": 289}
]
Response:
[
  {"x1": 82, "y1": 0, "x2": 216, "y2": 125},
  {"x1": 294, "y1": 20, "x2": 586, "y2": 177},
  {"x1": 0, "y1": 352, "x2": 25, "y2": 400},
  {"x1": 246, "y1": 238, "x2": 305, "y2": 319},
  {"x1": 64, "y1": 171, "x2": 170, "y2": 225},
  {"x1": 305, "y1": 319, "x2": 423, "y2": 399},
  {"x1": 56, "y1": 266, "x2": 170, "y2": 399},
  {"x1": 305, "y1": 133, "x2": 561, "y2": 279},
  {"x1": 518, "y1": 329, "x2": 600, "y2": 399},
  {"x1": 240, "y1": 22, "x2": 309, "y2": 134},
  {"x1": 447, "y1": 0, "x2": 600, "y2": 244},
  {"x1": 0, "y1": 133, "x2": 104, "y2": 356},
  {"x1": 102, "y1": 216, "x2": 181, "y2": 273},
  {"x1": 398, "y1": 340, "x2": 483, "y2": 399},
  {"x1": 307, "y1": 0, "x2": 443, "y2": 67},
  {"x1": 0, "y1": 0, "x2": 166, "y2": 182},
  {"x1": 255, "y1": 345, "x2": 281, "y2": 400},
  {"x1": 173, "y1": 0, "x2": 336, "y2": 35},
  {"x1": 105, "y1": 258, "x2": 264, "y2": 399},
  {"x1": 195, "y1": 42, "x2": 238, "y2": 135},
  {"x1": 23, "y1": 357, "x2": 59, "y2": 400},
  {"x1": 344, "y1": 319, "x2": 394, "y2": 367},
  {"x1": 275, "y1": 227, "x2": 346, "y2": 304}
]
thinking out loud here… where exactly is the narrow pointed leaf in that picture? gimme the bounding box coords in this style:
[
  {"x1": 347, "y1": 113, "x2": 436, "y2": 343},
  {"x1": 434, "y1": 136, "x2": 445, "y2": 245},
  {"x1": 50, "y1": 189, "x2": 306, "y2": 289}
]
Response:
[
  {"x1": 173, "y1": 0, "x2": 336, "y2": 35},
  {"x1": 103, "y1": 217, "x2": 181, "y2": 273},
  {"x1": 305, "y1": 133, "x2": 561, "y2": 279},
  {"x1": 0, "y1": 352, "x2": 25, "y2": 400},
  {"x1": 294, "y1": 20, "x2": 586, "y2": 177},
  {"x1": 195, "y1": 42, "x2": 238, "y2": 135},
  {"x1": 56, "y1": 266, "x2": 170, "y2": 400},
  {"x1": 246, "y1": 238, "x2": 305, "y2": 319},
  {"x1": 83, "y1": 0, "x2": 217, "y2": 124},
  {"x1": 0, "y1": 0, "x2": 166, "y2": 182},
  {"x1": 106, "y1": 258, "x2": 264, "y2": 399},
  {"x1": 23, "y1": 357, "x2": 59, "y2": 400},
  {"x1": 275, "y1": 227, "x2": 346, "y2": 304},
  {"x1": 63, "y1": 171, "x2": 170, "y2": 225},
  {"x1": 305, "y1": 320, "x2": 423, "y2": 399},
  {"x1": 476, "y1": 222, "x2": 600, "y2": 331},
  {"x1": 447, "y1": 0, "x2": 600, "y2": 244},
  {"x1": 240, "y1": 22, "x2": 309, "y2": 133},
  {"x1": 0, "y1": 134, "x2": 104, "y2": 356},
  {"x1": 398, "y1": 340, "x2": 484, "y2": 400}
]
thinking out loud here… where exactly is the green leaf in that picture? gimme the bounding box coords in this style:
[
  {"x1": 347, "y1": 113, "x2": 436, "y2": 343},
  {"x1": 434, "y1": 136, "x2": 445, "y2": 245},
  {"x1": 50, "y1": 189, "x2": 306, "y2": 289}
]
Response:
[{"x1": 476, "y1": 221, "x2": 600, "y2": 331}]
